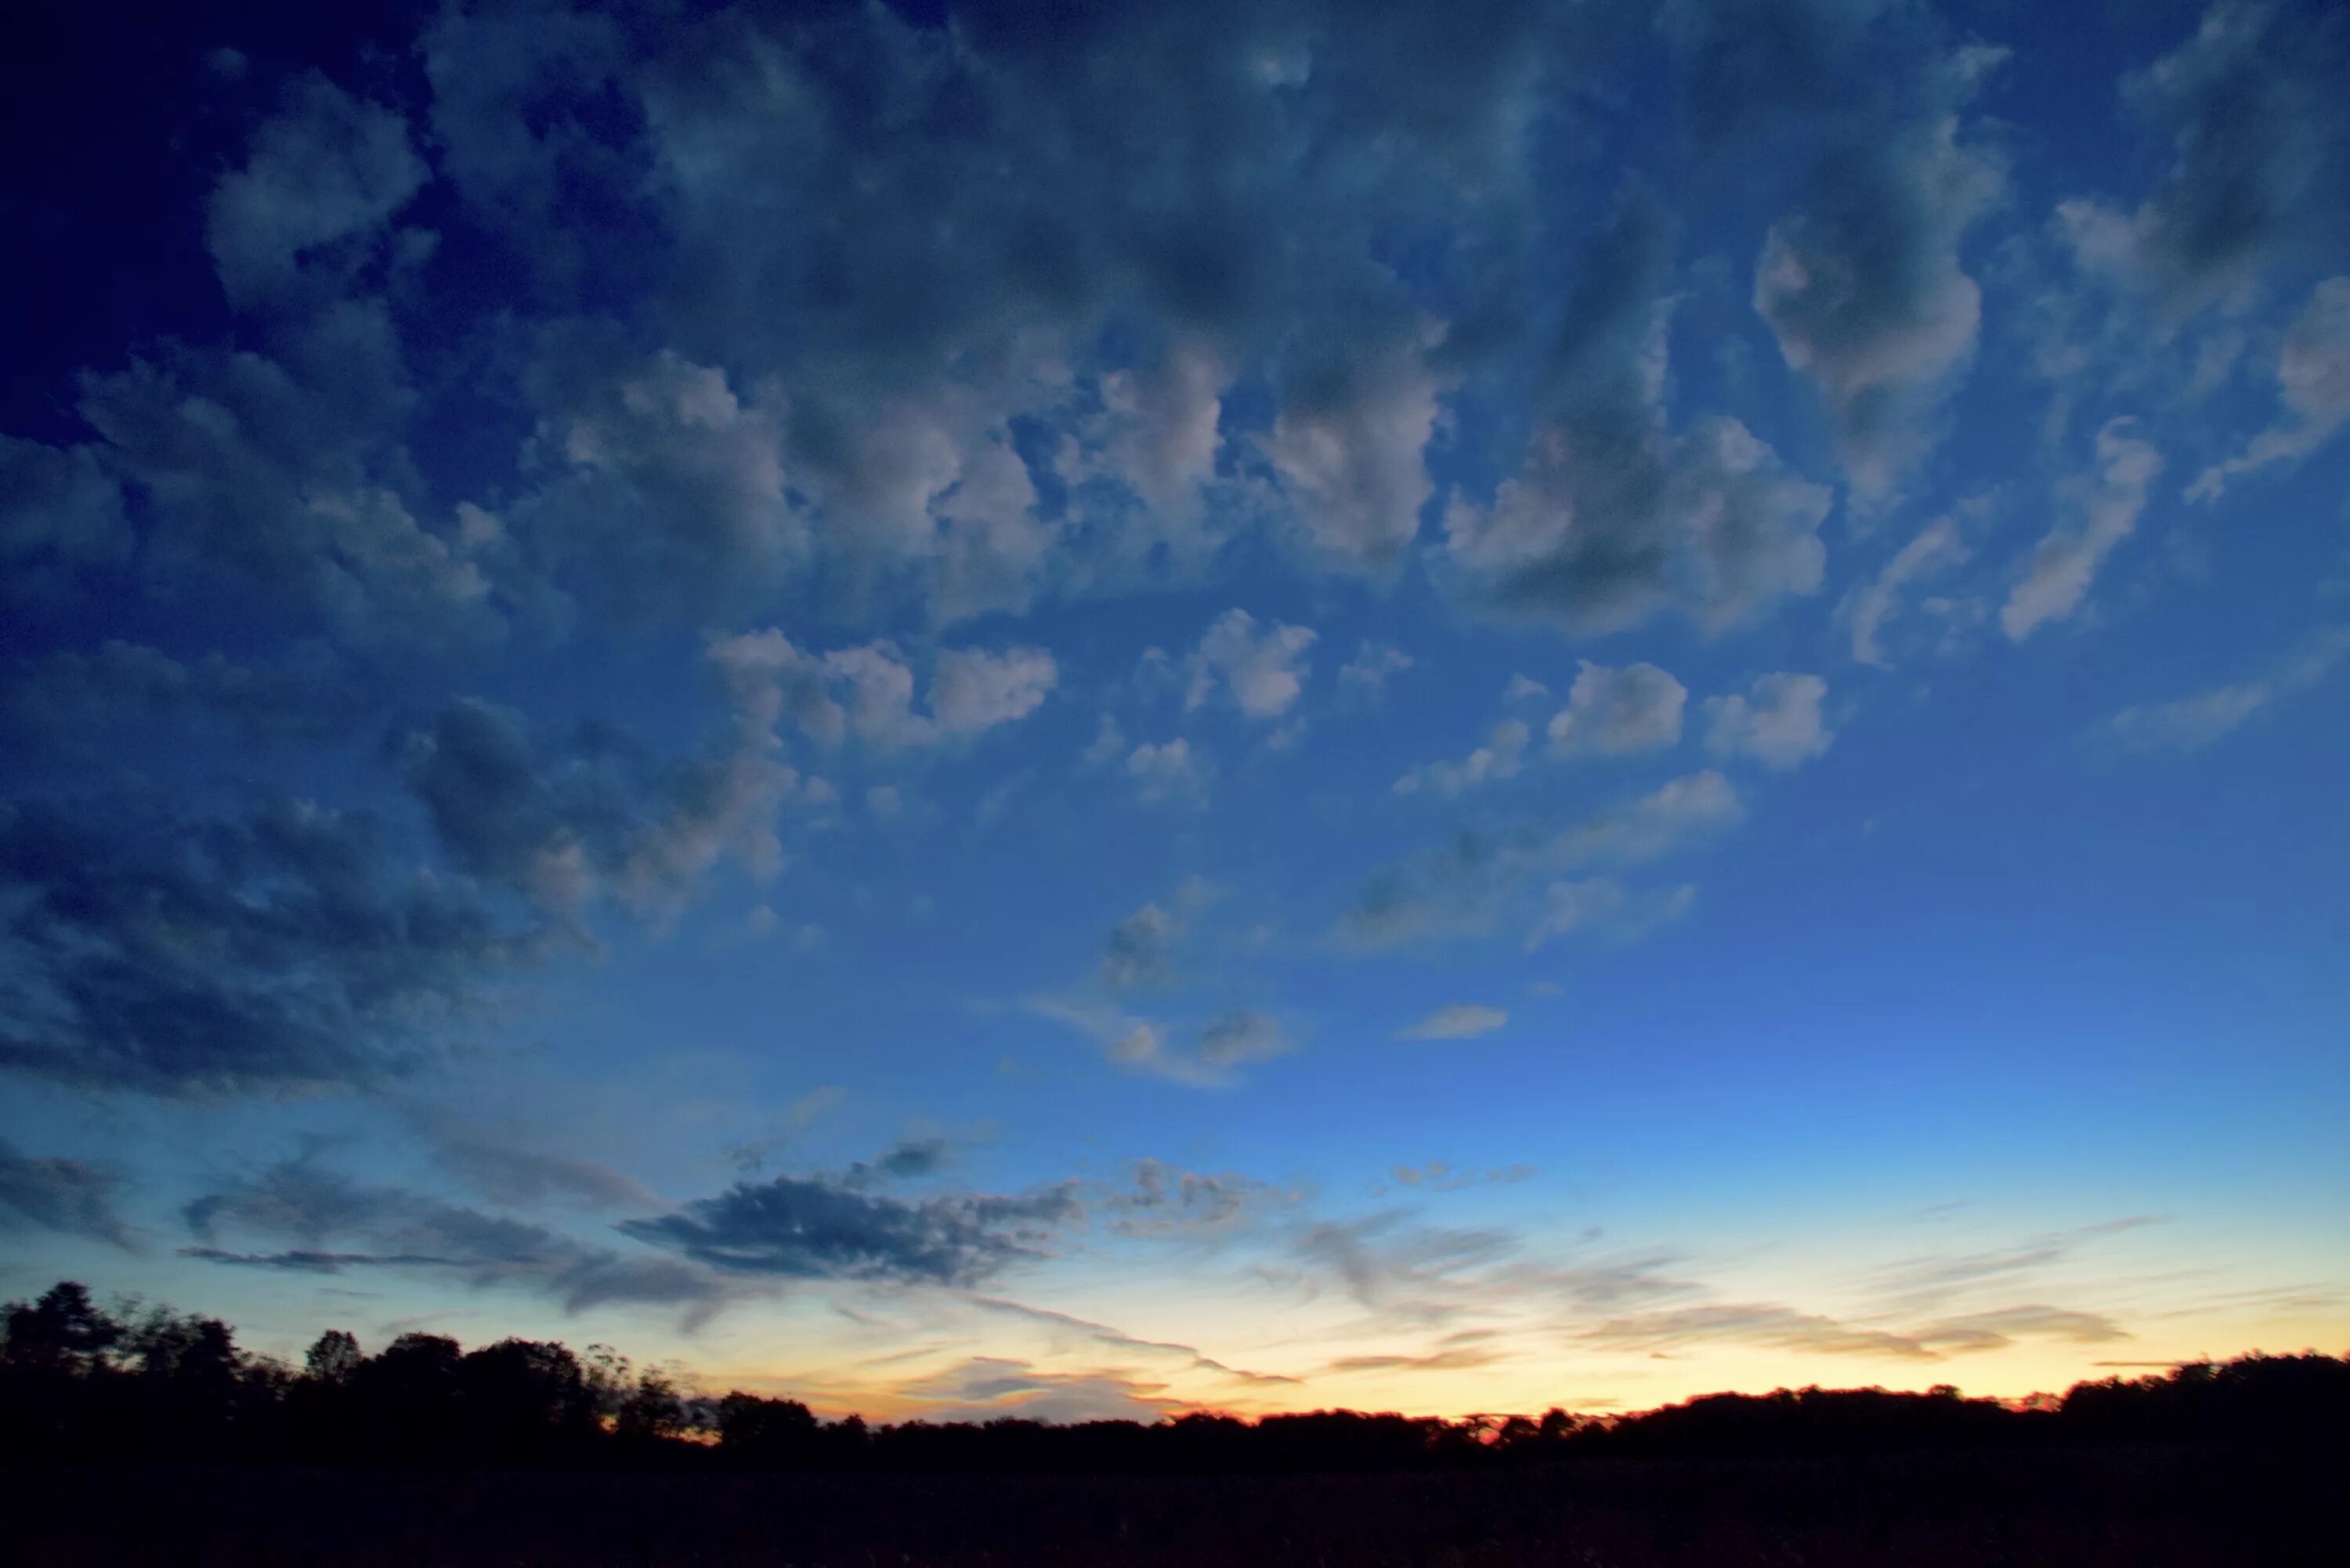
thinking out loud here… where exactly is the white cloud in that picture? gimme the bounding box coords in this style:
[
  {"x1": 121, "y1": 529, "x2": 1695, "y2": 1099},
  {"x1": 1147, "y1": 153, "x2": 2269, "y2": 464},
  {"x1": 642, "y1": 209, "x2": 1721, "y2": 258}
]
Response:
[
  {"x1": 2002, "y1": 419, "x2": 2164, "y2": 641},
  {"x1": 2189, "y1": 276, "x2": 2350, "y2": 500},
  {"x1": 707, "y1": 632, "x2": 1057, "y2": 749},
  {"x1": 1186, "y1": 608, "x2": 1318, "y2": 719},
  {"x1": 1268, "y1": 331, "x2": 1444, "y2": 569},
  {"x1": 1338, "y1": 641, "x2": 1415, "y2": 700},
  {"x1": 1524, "y1": 879, "x2": 1694, "y2": 951},
  {"x1": 2100, "y1": 626, "x2": 2350, "y2": 753},
  {"x1": 1547, "y1": 660, "x2": 1687, "y2": 757},
  {"x1": 1756, "y1": 111, "x2": 2002, "y2": 500},
  {"x1": 931, "y1": 646, "x2": 1059, "y2": 733},
  {"x1": 1704, "y1": 674, "x2": 1834, "y2": 770},
  {"x1": 1849, "y1": 516, "x2": 1970, "y2": 666},
  {"x1": 1127, "y1": 737, "x2": 1211, "y2": 805},
  {"x1": 1397, "y1": 1004, "x2": 1508, "y2": 1042},
  {"x1": 1394, "y1": 720, "x2": 1529, "y2": 798}
]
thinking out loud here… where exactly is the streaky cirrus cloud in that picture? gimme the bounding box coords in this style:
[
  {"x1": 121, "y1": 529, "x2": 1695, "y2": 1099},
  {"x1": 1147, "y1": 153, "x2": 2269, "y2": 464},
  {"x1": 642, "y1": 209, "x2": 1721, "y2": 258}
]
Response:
[{"x1": 1397, "y1": 1004, "x2": 1509, "y2": 1042}]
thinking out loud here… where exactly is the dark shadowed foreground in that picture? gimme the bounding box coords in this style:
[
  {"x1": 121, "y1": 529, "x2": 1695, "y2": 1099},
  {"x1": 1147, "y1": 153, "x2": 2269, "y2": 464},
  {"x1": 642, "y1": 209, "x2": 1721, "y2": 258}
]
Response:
[
  {"x1": 4, "y1": 1281, "x2": 2341, "y2": 1564},
  {"x1": 5, "y1": 1450, "x2": 2337, "y2": 1567}
]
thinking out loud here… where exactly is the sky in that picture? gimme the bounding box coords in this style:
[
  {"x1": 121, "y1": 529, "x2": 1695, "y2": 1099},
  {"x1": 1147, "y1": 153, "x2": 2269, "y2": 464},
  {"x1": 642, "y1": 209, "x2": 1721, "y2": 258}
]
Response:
[{"x1": 2, "y1": 0, "x2": 2346, "y2": 1425}]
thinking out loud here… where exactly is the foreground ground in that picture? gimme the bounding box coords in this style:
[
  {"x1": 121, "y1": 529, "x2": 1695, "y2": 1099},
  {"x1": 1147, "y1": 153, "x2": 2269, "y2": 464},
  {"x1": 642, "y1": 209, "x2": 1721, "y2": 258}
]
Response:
[{"x1": 5, "y1": 1447, "x2": 2334, "y2": 1566}]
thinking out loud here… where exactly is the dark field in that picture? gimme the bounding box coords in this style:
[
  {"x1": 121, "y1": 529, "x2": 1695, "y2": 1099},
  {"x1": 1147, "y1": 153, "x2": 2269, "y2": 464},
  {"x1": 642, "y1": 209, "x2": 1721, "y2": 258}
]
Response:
[{"x1": 8, "y1": 1450, "x2": 2334, "y2": 1567}]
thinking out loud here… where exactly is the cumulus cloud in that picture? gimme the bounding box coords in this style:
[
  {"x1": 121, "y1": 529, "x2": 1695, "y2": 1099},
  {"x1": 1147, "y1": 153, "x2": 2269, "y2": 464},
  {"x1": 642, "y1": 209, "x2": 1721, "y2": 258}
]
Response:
[
  {"x1": 1704, "y1": 673, "x2": 1835, "y2": 769},
  {"x1": 1849, "y1": 516, "x2": 1970, "y2": 665},
  {"x1": 2057, "y1": 2, "x2": 2350, "y2": 318},
  {"x1": 2099, "y1": 626, "x2": 2350, "y2": 752},
  {"x1": 2002, "y1": 419, "x2": 2164, "y2": 639},
  {"x1": 1343, "y1": 771, "x2": 1740, "y2": 950},
  {"x1": 1337, "y1": 641, "x2": 1415, "y2": 701},
  {"x1": 1445, "y1": 201, "x2": 1831, "y2": 634},
  {"x1": 0, "y1": 790, "x2": 522, "y2": 1097},
  {"x1": 707, "y1": 631, "x2": 1055, "y2": 749},
  {"x1": 205, "y1": 74, "x2": 428, "y2": 306},
  {"x1": 1756, "y1": 108, "x2": 2003, "y2": 499},
  {"x1": 1126, "y1": 737, "x2": 1213, "y2": 806},
  {"x1": 1546, "y1": 661, "x2": 1687, "y2": 757},
  {"x1": 1394, "y1": 721, "x2": 1529, "y2": 798},
  {"x1": 523, "y1": 348, "x2": 801, "y2": 624},
  {"x1": 1, "y1": 640, "x2": 361, "y2": 756},
  {"x1": 401, "y1": 680, "x2": 802, "y2": 927},
  {"x1": 1185, "y1": 609, "x2": 1318, "y2": 719},
  {"x1": 1397, "y1": 1004, "x2": 1509, "y2": 1041},
  {"x1": 0, "y1": 1140, "x2": 135, "y2": 1248},
  {"x1": 1102, "y1": 902, "x2": 1179, "y2": 991},
  {"x1": 931, "y1": 646, "x2": 1060, "y2": 733},
  {"x1": 70, "y1": 319, "x2": 539, "y2": 641},
  {"x1": 1268, "y1": 330, "x2": 1446, "y2": 567},
  {"x1": 2188, "y1": 276, "x2": 2350, "y2": 499},
  {"x1": 1449, "y1": 416, "x2": 1831, "y2": 636},
  {"x1": 0, "y1": 436, "x2": 132, "y2": 603}
]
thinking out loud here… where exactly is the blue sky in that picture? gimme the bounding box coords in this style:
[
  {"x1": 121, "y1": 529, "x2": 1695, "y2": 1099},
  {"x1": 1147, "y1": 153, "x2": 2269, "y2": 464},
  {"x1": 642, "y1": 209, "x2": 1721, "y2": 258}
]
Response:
[{"x1": 2, "y1": 0, "x2": 2346, "y2": 1421}]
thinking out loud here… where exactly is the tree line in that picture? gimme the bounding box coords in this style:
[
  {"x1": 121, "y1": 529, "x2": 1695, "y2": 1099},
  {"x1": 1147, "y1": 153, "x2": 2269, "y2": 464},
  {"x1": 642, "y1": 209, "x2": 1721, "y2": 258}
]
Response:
[{"x1": 4, "y1": 1281, "x2": 2343, "y2": 1472}]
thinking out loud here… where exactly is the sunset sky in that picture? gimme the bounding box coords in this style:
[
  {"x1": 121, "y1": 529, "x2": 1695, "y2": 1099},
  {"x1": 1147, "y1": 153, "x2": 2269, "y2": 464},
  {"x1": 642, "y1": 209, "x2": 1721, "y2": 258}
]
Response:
[{"x1": 3, "y1": 0, "x2": 2346, "y2": 1423}]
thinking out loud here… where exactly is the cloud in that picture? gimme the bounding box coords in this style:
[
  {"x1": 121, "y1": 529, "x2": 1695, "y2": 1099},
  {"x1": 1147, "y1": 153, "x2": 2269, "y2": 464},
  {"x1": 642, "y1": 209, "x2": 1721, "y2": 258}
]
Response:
[
  {"x1": 1704, "y1": 673, "x2": 1834, "y2": 769},
  {"x1": 410, "y1": 1108, "x2": 660, "y2": 1212},
  {"x1": 1524, "y1": 878, "x2": 1696, "y2": 952},
  {"x1": 0, "y1": 640, "x2": 363, "y2": 757},
  {"x1": 521, "y1": 347, "x2": 801, "y2": 625},
  {"x1": 1034, "y1": 998, "x2": 1292, "y2": 1089},
  {"x1": 1389, "y1": 1162, "x2": 1535, "y2": 1192},
  {"x1": 2188, "y1": 276, "x2": 2350, "y2": 499},
  {"x1": 1289, "y1": 1212, "x2": 1519, "y2": 1314},
  {"x1": 0, "y1": 790, "x2": 523, "y2": 1097},
  {"x1": 1756, "y1": 107, "x2": 2003, "y2": 499},
  {"x1": 183, "y1": 1154, "x2": 730, "y2": 1320},
  {"x1": 1578, "y1": 1302, "x2": 1943, "y2": 1360},
  {"x1": 1268, "y1": 328, "x2": 1446, "y2": 568},
  {"x1": 931, "y1": 646, "x2": 1060, "y2": 733},
  {"x1": 1186, "y1": 609, "x2": 1318, "y2": 719},
  {"x1": 1394, "y1": 721, "x2": 1529, "y2": 798},
  {"x1": 891, "y1": 1356, "x2": 1181, "y2": 1425},
  {"x1": 0, "y1": 435, "x2": 132, "y2": 604},
  {"x1": 1104, "y1": 1158, "x2": 1295, "y2": 1239},
  {"x1": 1337, "y1": 641, "x2": 1416, "y2": 701},
  {"x1": 618, "y1": 1172, "x2": 1083, "y2": 1288},
  {"x1": 1398, "y1": 1005, "x2": 1509, "y2": 1042},
  {"x1": 2099, "y1": 626, "x2": 2350, "y2": 752},
  {"x1": 843, "y1": 1137, "x2": 955, "y2": 1187},
  {"x1": 205, "y1": 73, "x2": 428, "y2": 307},
  {"x1": 1127, "y1": 737, "x2": 1213, "y2": 806},
  {"x1": 2001, "y1": 419, "x2": 2164, "y2": 640},
  {"x1": 1102, "y1": 902, "x2": 1179, "y2": 991},
  {"x1": 1849, "y1": 516, "x2": 1970, "y2": 665},
  {"x1": 1547, "y1": 661, "x2": 1687, "y2": 757},
  {"x1": 707, "y1": 632, "x2": 1058, "y2": 751},
  {"x1": 1343, "y1": 771, "x2": 1740, "y2": 951},
  {"x1": 401, "y1": 678, "x2": 804, "y2": 925},
  {"x1": 0, "y1": 1140, "x2": 134, "y2": 1248},
  {"x1": 1444, "y1": 200, "x2": 1831, "y2": 634},
  {"x1": 1448, "y1": 416, "x2": 1831, "y2": 637},
  {"x1": 2057, "y1": 2, "x2": 2350, "y2": 318}
]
